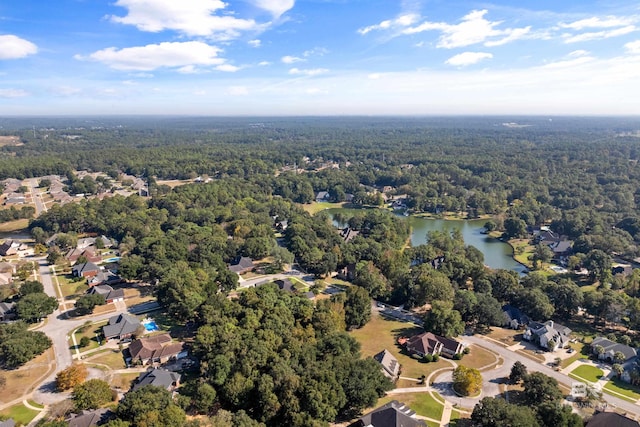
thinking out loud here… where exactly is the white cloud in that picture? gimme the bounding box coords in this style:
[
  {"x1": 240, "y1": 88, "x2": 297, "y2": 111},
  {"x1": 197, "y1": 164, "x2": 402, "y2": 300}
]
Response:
[
  {"x1": 626, "y1": 40, "x2": 640, "y2": 54},
  {"x1": 216, "y1": 64, "x2": 240, "y2": 72},
  {"x1": 0, "y1": 35, "x2": 38, "y2": 59},
  {"x1": 402, "y1": 10, "x2": 530, "y2": 48},
  {"x1": 568, "y1": 49, "x2": 590, "y2": 57},
  {"x1": 541, "y1": 56, "x2": 594, "y2": 69},
  {"x1": 177, "y1": 65, "x2": 200, "y2": 74},
  {"x1": 0, "y1": 88, "x2": 28, "y2": 98},
  {"x1": 248, "y1": 39, "x2": 262, "y2": 48},
  {"x1": 51, "y1": 86, "x2": 82, "y2": 96},
  {"x1": 289, "y1": 68, "x2": 329, "y2": 76},
  {"x1": 228, "y1": 86, "x2": 249, "y2": 95},
  {"x1": 110, "y1": 0, "x2": 260, "y2": 39},
  {"x1": 358, "y1": 13, "x2": 419, "y2": 35},
  {"x1": 368, "y1": 73, "x2": 381, "y2": 79},
  {"x1": 258, "y1": 61, "x2": 271, "y2": 66},
  {"x1": 251, "y1": 0, "x2": 295, "y2": 18},
  {"x1": 303, "y1": 47, "x2": 329, "y2": 57},
  {"x1": 130, "y1": 72, "x2": 154, "y2": 78},
  {"x1": 563, "y1": 25, "x2": 636, "y2": 43},
  {"x1": 75, "y1": 41, "x2": 225, "y2": 71},
  {"x1": 560, "y1": 16, "x2": 636, "y2": 30},
  {"x1": 282, "y1": 55, "x2": 304, "y2": 64},
  {"x1": 445, "y1": 51, "x2": 493, "y2": 66}
]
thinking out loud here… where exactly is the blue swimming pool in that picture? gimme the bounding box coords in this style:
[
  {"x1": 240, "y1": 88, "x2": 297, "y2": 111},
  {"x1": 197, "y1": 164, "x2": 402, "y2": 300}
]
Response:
[
  {"x1": 143, "y1": 321, "x2": 159, "y2": 331},
  {"x1": 105, "y1": 257, "x2": 121, "y2": 263}
]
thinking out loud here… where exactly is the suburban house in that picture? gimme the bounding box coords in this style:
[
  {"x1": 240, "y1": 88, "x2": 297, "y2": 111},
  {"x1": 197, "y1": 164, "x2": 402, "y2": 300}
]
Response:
[
  {"x1": 228, "y1": 256, "x2": 254, "y2": 275},
  {"x1": 400, "y1": 332, "x2": 464, "y2": 359},
  {"x1": 0, "y1": 302, "x2": 16, "y2": 322},
  {"x1": 502, "y1": 305, "x2": 530, "y2": 329},
  {"x1": 315, "y1": 191, "x2": 330, "y2": 202},
  {"x1": 546, "y1": 240, "x2": 573, "y2": 259},
  {"x1": 88, "y1": 285, "x2": 124, "y2": 304},
  {"x1": 88, "y1": 270, "x2": 122, "y2": 287},
  {"x1": 0, "y1": 272, "x2": 12, "y2": 286},
  {"x1": 0, "y1": 240, "x2": 26, "y2": 256},
  {"x1": 523, "y1": 320, "x2": 572, "y2": 351},
  {"x1": 591, "y1": 336, "x2": 637, "y2": 363},
  {"x1": 276, "y1": 278, "x2": 296, "y2": 293},
  {"x1": 339, "y1": 227, "x2": 360, "y2": 242},
  {"x1": 103, "y1": 313, "x2": 141, "y2": 341},
  {"x1": 131, "y1": 368, "x2": 181, "y2": 392},
  {"x1": 337, "y1": 263, "x2": 356, "y2": 281},
  {"x1": 586, "y1": 411, "x2": 640, "y2": 427},
  {"x1": 126, "y1": 333, "x2": 187, "y2": 365},
  {"x1": 373, "y1": 349, "x2": 400, "y2": 380},
  {"x1": 67, "y1": 409, "x2": 112, "y2": 427},
  {"x1": 348, "y1": 400, "x2": 426, "y2": 427},
  {"x1": 66, "y1": 247, "x2": 102, "y2": 264},
  {"x1": 72, "y1": 262, "x2": 101, "y2": 278},
  {"x1": 0, "y1": 261, "x2": 15, "y2": 275},
  {"x1": 0, "y1": 418, "x2": 16, "y2": 427}
]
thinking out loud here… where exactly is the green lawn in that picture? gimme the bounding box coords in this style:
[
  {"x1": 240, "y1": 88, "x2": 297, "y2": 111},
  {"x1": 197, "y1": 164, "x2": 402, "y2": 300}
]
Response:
[
  {"x1": 88, "y1": 349, "x2": 126, "y2": 370},
  {"x1": 560, "y1": 342, "x2": 588, "y2": 368},
  {"x1": 569, "y1": 365, "x2": 603, "y2": 383},
  {"x1": 458, "y1": 345, "x2": 498, "y2": 371},
  {"x1": 71, "y1": 320, "x2": 108, "y2": 352},
  {"x1": 0, "y1": 403, "x2": 40, "y2": 426},
  {"x1": 377, "y1": 393, "x2": 444, "y2": 422},
  {"x1": 604, "y1": 378, "x2": 640, "y2": 402}
]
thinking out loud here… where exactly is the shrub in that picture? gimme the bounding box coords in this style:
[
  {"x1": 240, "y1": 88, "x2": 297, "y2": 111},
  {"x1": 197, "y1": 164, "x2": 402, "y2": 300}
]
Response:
[
  {"x1": 453, "y1": 353, "x2": 463, "y2": 360},
  {"x1": 423, "y1": 354, "x2": 433, "y2": 363},
  {"x1": 463, "y1": 347, "x2": 471, "y2": 355},
  {"x1": 79, "y1": 336, "x2": 90, "y2": 347},
  {"x1": 432, "y1": 354, "x2": 440, "y2": 362}
]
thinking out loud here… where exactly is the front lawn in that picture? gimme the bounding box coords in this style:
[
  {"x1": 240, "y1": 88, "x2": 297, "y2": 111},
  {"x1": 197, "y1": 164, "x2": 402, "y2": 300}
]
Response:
[
  {"x1": 0, "y1": 403, "x2": 40, "y2": 426},
  {"x1": 350, "y1": 311, "x2": 451, "y2": 381},
  {"x1": 71, "y1": 320, "x2": 108, "y2": 352},
  {"x1": 376, "y1": 392, "x2": 444, "y2": 422},
  {"x1": 560, "y1": 342, "x2": 588, "y2": 369},
  {"x1": 88, "y1": 349, "x2": 126, "y2": 370},
  {"x1": 604, "y1": 378, "x2": 640, "y2": 402},
  {"x1": 458, "y1": 345, "x2": 498, "y2": 371},
  {"x1": 569, "y1": 365, "x2": 604, "y2": 383}
]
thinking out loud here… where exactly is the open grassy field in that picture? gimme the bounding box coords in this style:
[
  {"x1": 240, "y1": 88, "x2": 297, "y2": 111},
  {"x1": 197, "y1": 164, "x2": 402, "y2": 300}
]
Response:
[
  {"x1": 0, "y1": 403, "x2": 40, "y2": 426},
  {"x1": 569, "y1": 365, "x2": 604, "y2": 383},
  {"x1": 376, "y1": 392, "x2": 444, "y2": 422},
  {"x1": 459, "y1": 345, "x2": 498, "y2": 371},
  {"x1": 486, "y1": 327, "x2": 520, "y2": 347},
  {"x1": 88, "y1": 349, "x2": 126, "y2": 370},
  {"x1": 0, "y1": 219, "x2": 29, "y2": 232},
  {"x1": 0, "y1": 348, "x2": 54, "y2": 405},
  {"x1": 300, "y1": 201, "x2": 345, "y2": 215},
  {"x1": 110, "y1": 372, "x2": 140, "y2": 391},
  {"x1": 604, "y1": 378, "x2": 640, "y2": 402},
  {"x1": 350, "y1": 311, "x2": 451, "y2": 381}
]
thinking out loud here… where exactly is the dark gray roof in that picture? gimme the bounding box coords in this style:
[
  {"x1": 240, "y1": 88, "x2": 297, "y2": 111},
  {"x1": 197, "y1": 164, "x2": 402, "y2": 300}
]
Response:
[
  {"x1": 103, "y1": 313, "x2": 140, "y2": 339},
  {"x1": 276, "y1": 279, "x2": 296, "y2": 293},
  {"x1": 503, "y1": 305, "x2": 530, "y2": 325},
  {"x1": 586, "y1": 412, "x2": 640, "y2": 427},
  {"x1": 88, "y1": 285, "x2": 124, "y2": 301},
  {"x1": 228, "y1": 256, "x2": 254, "y2": 273},
  {"x1": 72, "y1": 262, "x2": 100, "y2": 275},
  {"x1": 0, "y1": 302, "x2": 15, "y2": 316},
  {"x1": 592, "y1": 337, "x2": 637, "y2": 361},
  {"x1": 131, "y1": 368, "x2": 181, "y2": 391},
  {"x1": 0, "y1": 418, "x2": 15, "y2": 427},
  {"x1": 67, "y1": 409, "x2": 111, "y2": 427},
  {"x1": 349, "y1": 400, "x2": 426, "y2": 427}
]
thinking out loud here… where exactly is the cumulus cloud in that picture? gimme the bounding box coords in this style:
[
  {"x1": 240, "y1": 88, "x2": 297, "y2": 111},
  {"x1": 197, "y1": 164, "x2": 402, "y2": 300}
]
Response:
[
  {"x1": 282, "y1": 55, "x2": 304, "y2": 64},
  {"x1": 110, "y1": 0, "x2": 261, "y2": 39},
  {"x1": 358, "y1": 13, "x2": 419, "y2": 35},
  {"x1": 403, "y1": 10, "x2": 530, "y2": 48},
  {"x1": 251, "y1": 0, "x2": 295, "y2": 18},
  {"x1": 445, "y1": 51, "x2": 493, "y2": 66},
  {"x1": 289, "y1": 68, "x2": 328, "y2": 76},
  {"x1": 563, "y1": 25, "x2": 636, "y2": 43},
  {"x1": 0, "y1": 88, "x2": 29, "y2": 98},
  {"x1": 248, "y1": 39, "x2": 261, "y2": 47},
  {"x1": 560, "y1": 16, "x2": 636, "y2": 30},
  {"x1": 568, "y1": 49, "x2": 590, "y2": 57},
  {"x1": 626, "y1": 40, "x2": 640, "y2": 54},
  {"x1": 75, "y1": 41, "x2": 225, "y2": 71},
  {"x1": 0, "y1": 35, "x2": 38, "y2": 59},
  {"x1": 216, "y1": 64, "x2": 240, "y2": 72}
]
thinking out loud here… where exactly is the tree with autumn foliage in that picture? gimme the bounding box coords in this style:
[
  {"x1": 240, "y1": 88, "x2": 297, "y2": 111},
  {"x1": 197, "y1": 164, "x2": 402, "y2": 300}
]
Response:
[
  {"x1": 453, "y1": 365, "x2": 482, "y2": 396},
  {"x1": 56, "y1": 363, "x2": 88, "y2": 391}
]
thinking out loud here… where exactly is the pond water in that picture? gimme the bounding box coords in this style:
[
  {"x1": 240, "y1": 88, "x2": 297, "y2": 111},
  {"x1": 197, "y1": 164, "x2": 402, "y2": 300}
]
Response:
[{"x1": 325, "y1": 208, "x2": 527, "y2": 274}]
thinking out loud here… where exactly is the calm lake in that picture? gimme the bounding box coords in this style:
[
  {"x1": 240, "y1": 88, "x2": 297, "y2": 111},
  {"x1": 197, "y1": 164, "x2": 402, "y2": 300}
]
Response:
[{"x1": 326, "y1": 208, "x2": 527, "y2": 274}]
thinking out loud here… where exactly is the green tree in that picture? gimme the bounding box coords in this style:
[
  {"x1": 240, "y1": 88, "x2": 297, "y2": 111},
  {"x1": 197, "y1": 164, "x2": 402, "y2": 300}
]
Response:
[
  {"x1": 15, "y1": 292, "x2": 58, "y2": 322},
  {"x1": 536, "y1": 402, "x2": 583, "y2": 427},
  {"x1": 584, "y1": 249, "x2": 612, "y2": 284},
  {"x1": 503, "y1": 218, "x2": 527, "y2": 239},
  {"x1": 116, "y1": 385, "x2": 186, "y2": 427},
  {"x1": 73, "y1": 379, "x2": 114, "y2": 410},
  {"x1": 20, "y1": 280, "x2": 44, "y2": 296},
  {"x1": 471, "y1": 397, "x2": 540, "y2": 427},
  {"x1": 522, "y1": 372, "x2": 563, "y2": 406},
  {"x1": 344, "y1": 286, "x2": 371, "y2": 329},
  {"x1": 75, "y1": 293, "x2": 106, "y2": 315},
  {"x1": 423, "y1": 300, "x2": 464, "y2": 337},
  {"x1": 509, "y1": 361, "x2": 527, "y2": 384},
  {"x1": 0, "y1": 322, "x2": 52, "y2": 368}
]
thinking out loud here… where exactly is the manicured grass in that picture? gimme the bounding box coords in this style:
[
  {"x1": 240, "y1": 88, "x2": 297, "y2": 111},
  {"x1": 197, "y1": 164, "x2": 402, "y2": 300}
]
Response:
[
  {"x1": 560, "y1": 342, "x2": 588, "y2": 368},
  {"x1": 485, "y1": 328, "x2": 520, "y2": 346},
  {"x1": 377, "y1": 393, "x2": 444, "y2": 421},
  {"x1": 58, "y1": 274, "x2": 87, "y2": 299},
  {"x1": 458, "y1": 345, "x2": 498, "y2": 371},
  {"x1": 71, "y1": 320, "x2": 108, "y2": 352},
  {"x1": 569, "y1": 365, "x2": 604, "y2": 383},
  {"x1": 301, "y1": 201, "x2": 345, "y2": 215},
  {"x1": 27, "y1": 400, "x2": 44, "y2": 409},
  {"x1": 604, "y1": 378, "x2": 640, "y2": 401},
  {"x1": 88, "y1": 349, "x2": 126, "y2": 370},
  {"x1": 0, "y1": 219, "x2": 29, "y2": 232},
  {"x1": 0, "y1": 403, "x2": 40, "y2": 425},
  {"x1": 350, "y1": 311, "x2": 451, "y2": 381}
]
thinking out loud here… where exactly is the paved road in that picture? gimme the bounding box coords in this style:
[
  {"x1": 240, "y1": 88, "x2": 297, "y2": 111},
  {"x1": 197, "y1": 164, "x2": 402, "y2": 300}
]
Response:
[
  {"x1": 29, "y1": 178, "x2": 47, "y2": 215},
  {"x1": 434, "y1": 335, "x2": 640, "y2": 416}
]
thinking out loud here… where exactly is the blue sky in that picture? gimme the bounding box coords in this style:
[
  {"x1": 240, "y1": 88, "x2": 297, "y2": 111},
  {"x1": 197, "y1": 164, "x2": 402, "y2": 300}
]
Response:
[{"x1": 1, "y1": 0, "x2": 640, "y2": 115}]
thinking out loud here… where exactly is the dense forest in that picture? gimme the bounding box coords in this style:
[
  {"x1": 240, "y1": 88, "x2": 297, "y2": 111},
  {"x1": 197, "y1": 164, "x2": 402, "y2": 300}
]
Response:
[{"x1": 8, "y1": 116, "x2": 640, "y2": 426}]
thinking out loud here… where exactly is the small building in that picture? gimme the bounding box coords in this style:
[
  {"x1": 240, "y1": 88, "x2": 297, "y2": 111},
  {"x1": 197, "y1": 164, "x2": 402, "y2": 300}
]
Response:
[
  {"x1": 131, "y1": 368, "x2": 181, "y2": 392},
  {"x1": 337, "y1": 263, "x2": 356, "y2": 281},
  {"x1": 276, "y1": 278, "x2": 296, "y2": 293},
  {"x1": 72, "y1": 262, "x2": 100, "y2": 278},
  {"x1": 88, "y1": 285, "x2": 124, "y2": 303},
  {"x1": 591, "y1": 337, "x2": 637, "y2": 363},
  {"x1": 339, "y1": 227, "x2": 360, "y2": 242},
  {"x1": 502, "y1": 305, "x2": 530, "y2": 330},
  {"x1": 348, "y1": 400, "x2": 426, "y2": 427},
  {"x1": 228, "y1": 256, "x2": 254, "y2": 275},
  {"x1": 373, "y1": 349, "x2": 400, "y2": 380},
  {"x1": 0, "y1": 302, "x2": 16, "y2": 322},
  {"x1": 586, "y1": 411, "x2": 640, "y2": 427},
  {"x1": 127, "y1": 334, "x2": 187, "y2": 365},
  {"x1": 523, "y1": 320, "x2": 571, "y2": 351},
  {"x1": 0, "y1": 240, "x2": 21, "y2": 256},
  {"x1": 67, "y1": 409, "x2": 112, "y2": 427},
  {"x1": 103, "y1": 313, "x2": 141, "y2": 341},
  {"x1": 315, "y1": 191, "x2": 330, "y2": 202}
]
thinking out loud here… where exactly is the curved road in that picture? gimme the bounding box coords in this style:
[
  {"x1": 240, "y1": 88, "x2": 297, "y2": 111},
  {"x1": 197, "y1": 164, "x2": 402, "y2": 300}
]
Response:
[{"x1": 432, "y1": 335, "x2": 640, "y2": 416}]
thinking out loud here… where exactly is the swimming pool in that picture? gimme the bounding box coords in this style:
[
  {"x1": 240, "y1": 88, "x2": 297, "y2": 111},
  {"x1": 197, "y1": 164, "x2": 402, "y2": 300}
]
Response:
[
  {"x1": 143, "y1": 321, "x2": 159, "y2": 331},
  {"x1": 105, "y1": 257, "x2": 121, "y2": 263}
]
